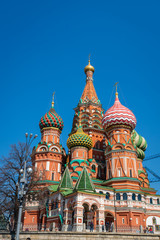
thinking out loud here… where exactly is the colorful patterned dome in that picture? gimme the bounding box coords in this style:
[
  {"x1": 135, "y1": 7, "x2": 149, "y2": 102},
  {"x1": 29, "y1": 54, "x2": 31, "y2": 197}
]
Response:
[
  {"x1": 102, "y1": 93, "x2": 137, "y2": 130},
  {"x1": 67, "y1": 124, "x2": 92, "y2": 149},
  {"x1": 39, "y1": 106, "x2": 64, "y2": 131},
  {"x1": 131, "y1": 130, "x2": 147, "y2": 159}
]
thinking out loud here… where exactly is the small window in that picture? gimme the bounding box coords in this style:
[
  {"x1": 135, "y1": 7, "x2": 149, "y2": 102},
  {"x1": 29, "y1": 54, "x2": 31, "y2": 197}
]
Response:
[
  {"x1": 157, "y1": 198, "x2": 160, "y2": 205},
  {"x1": 132, "y1": 193, "x2": 136, "y2": 201},
  {"x1": 116, "y1": 193, "x2": 120, "y2": 200},
  {"x1": 130, "y1": 169, "x2": 132, "y2": 177},
  {"x1": 123, "y1": 193, "x2": 127, "y2": 200},
  {"x1": 122, "y1": 218, "x2": 125, "y2": 224},
  {"x1": 138, "y1": 194, "x2": 141, "y2": 201},
  {"x1": 150, "y1": 198, "x2": 153, "y2": 204},
  {"x1": 106, "y1": 192, "x2": 110, "y2": 200},
  {"x1": 52, "y1": 172, "x2": 54, "y2": 181},
  {"x1": 99, "y1": 191, "x2": 103, "y2": 194},
  {"x1": 109, "y1": 169, "x2": 112, "y2": 178},
  {"x1": 136, "y1": 218, "x2": 138, "y2": 224},
  {"x1": 92, "y1": 165, "x2": 96, "y2": 171},
  {"x1": 51, "y1": 201, "x2": 54, "y2": 210}
]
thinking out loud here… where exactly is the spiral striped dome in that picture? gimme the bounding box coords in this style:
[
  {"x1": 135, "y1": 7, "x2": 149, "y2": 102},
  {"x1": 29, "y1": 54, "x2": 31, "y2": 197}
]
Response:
[
  {"x1": 131, "y1": 130, "x2": 147, "y2": 159},
  {"x1": 131, "y1": 130, "x2": 147, "y2": 151},
  {"x1": 102, "y1": 94, "x2": 137, "y2": 130},
  {"x1": 39, "y1": 107, "x2": 64, "y2": 131},
  {"x1": 67, "y1": 125, "x2": 92, "y2": 149}
]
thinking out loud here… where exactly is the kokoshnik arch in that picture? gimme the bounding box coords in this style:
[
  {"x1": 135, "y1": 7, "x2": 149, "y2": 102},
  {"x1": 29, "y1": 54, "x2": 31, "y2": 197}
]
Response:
[{"x1": 22, "y1": 60, "x2": 160, "y2": 233}]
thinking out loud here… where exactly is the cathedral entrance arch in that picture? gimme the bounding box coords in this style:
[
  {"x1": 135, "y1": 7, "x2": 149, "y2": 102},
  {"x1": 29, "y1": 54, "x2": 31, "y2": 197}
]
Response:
[
  {"x1": 105, "y1": 212, "x2": 114, "y2": 232},
  {"x1": 83, "y1": 203, "x2": 89, "y2": 229},
  {"x1": 91, "y1": 204, "x2": 98, "y2": 230}
]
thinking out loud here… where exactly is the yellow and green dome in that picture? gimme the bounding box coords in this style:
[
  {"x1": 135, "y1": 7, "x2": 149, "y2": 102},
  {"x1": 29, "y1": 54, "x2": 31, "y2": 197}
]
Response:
[{"x1": 67, "y1": 125, "x2": 92, "y2": 149}]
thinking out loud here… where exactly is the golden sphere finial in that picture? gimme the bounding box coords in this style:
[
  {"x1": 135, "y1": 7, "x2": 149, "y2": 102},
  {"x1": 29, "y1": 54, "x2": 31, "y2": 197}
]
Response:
[{"x1": 84, "y1": 55, "x2": 95, "y2": 73}]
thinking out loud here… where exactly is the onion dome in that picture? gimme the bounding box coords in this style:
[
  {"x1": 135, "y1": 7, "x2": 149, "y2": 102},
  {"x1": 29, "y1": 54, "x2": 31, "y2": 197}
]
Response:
[
  {"x1": 131, "y1": 130, "x2": 147, "y2": 160},
  {"x1": 102, "y1": 93, "x2": 137, "y2": 130},
  {"x1": 84, "y1": 60, "x2": 95, "y2": 73},
  {"x1": 131, "y1": 130, "x2": 147, "y2": 151},
  {"x1": 67, "y1": 124, "x2": 92, "y2": 149},
  {"x1": 39, "y1": 95, "x2": 64, "y2": 131}
]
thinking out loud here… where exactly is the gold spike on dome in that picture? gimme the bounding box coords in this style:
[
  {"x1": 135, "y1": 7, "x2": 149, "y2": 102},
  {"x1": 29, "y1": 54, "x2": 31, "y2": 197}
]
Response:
[
  {"x1": 114, "y1": 82, "x2": 119, "y2": 97},
  {"x1": 84, "y1": 58, "x2": 95, "y2": 73},
  {"x1": 52, "y1": 92, "x2": 55, "y2": 108}
]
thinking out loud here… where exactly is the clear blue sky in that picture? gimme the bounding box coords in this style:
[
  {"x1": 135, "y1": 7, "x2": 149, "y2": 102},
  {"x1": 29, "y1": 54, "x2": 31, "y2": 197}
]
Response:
[{"x1": 0, "y1": 1, "x2": 160, "y2": 191}]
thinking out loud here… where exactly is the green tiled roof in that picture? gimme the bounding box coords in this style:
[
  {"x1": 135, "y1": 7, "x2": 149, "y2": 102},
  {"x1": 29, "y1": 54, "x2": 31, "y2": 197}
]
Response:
[
  {"x1": 58, "y1": 166, "x2": 73, "y2": 190},
  {"x1": 48, "y1": 185, "x2": 59, "y2": 192},
  {"x1": 74, "y1": 166, "x2": 95, "y2": 192}
]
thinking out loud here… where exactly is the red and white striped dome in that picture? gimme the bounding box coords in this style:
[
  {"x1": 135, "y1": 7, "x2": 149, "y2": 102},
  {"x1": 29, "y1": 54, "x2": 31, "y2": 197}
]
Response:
[{"x1": 102, "y1": 93, "x2": 137, "y2": 130}]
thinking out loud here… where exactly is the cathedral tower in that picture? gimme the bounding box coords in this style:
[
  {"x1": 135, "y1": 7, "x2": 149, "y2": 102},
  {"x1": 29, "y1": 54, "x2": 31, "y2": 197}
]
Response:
[
  {"x1": 32, "y1": 95, "x2": 65, "y2": 184},
  {"x1": 102, "y1": 90, "x2": 140, "y2": 190},
  {"x1": 71, "y1": 60, "x2": 106, "y2": 179}
]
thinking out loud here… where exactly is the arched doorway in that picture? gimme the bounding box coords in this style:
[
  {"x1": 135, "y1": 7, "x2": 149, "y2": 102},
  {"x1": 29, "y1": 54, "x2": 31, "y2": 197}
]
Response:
[
  {"x1": 105, "y1": 212, "x2": 114, "y2": 232},
  {"x1": 83, "y1": 203, "x2": 89, "y2": 229},
  {"x1": 91, "y1": 204, "x2": 98, "y2": 230}
]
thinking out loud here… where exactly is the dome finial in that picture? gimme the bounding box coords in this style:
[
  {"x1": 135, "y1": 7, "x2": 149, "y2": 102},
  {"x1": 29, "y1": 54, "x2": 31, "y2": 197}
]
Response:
[
  {"x1": 52, "y1": 92, "x2": 55, "y2": 108},
  {"x1": 84, "y1": 55, "x2": 95, "y2": 73},
  {"x1": 114, "y1": 82, "x2": 119, "y2": 97}
]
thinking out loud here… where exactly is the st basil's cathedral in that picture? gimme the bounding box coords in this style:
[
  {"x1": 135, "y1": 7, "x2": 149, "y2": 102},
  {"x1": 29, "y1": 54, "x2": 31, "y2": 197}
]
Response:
[{"x1": 23, "y1": 60, "x2": 160, "y2": 233}]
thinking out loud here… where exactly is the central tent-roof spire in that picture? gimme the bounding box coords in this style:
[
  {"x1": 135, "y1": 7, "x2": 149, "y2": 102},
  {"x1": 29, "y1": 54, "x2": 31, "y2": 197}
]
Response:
[{"x1": 80, "y1": 57, "x2": 100, "y2": 104}]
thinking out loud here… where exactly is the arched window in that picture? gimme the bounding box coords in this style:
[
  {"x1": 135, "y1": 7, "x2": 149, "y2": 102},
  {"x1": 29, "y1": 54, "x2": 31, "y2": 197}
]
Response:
[
  {"x1": 51, "y1": 201, "x2": 54, "y2": 210},
  {"x1": 157, "y1": 198, "x2": 160, "y2": 205},
  {"x1": 92, "y1": 165, "x2": 96, "y2": 171},
  {"x1": 55, "y1": 199, "x2": 58, "y2": 208},
  {"x1": 95, "y1": 141, "x2": 100, "y2": 149},
  {"x1": 99, "y1": 191, "x2": 103, "y2": 194},
  {"x1": 106, "y1": 192, "x2": 110, "y2": 200},
  {"x1": 98, "y1": 165, "x2": 102, "y2": 178},
  {"x1": 116, "y1": 193, "x2": 120, "y2": 200},
  {"x1": 123, "y1": 193, "x2": 127, "y2": 200},
  {"x1": 132, "y1": 193, "x2": 136, "y2": 201},
  {"x1": 150, "y1": 198, "x2": 153, "y2": 204},
  {"x1": 138, "y1": 194, "x2": 141, "y2": 201}
]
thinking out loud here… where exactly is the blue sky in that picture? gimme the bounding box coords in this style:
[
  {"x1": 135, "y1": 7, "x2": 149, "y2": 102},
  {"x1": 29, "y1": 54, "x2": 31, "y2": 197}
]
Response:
[{"x1": 0, "y1": 1, "x2": 160, "y2": 191}]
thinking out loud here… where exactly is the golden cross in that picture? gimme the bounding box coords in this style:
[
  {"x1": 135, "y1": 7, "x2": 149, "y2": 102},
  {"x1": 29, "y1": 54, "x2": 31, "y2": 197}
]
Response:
[
  {"x1": 88, "y1": 54, "x2": 91, "y2": 63},
  {"x1": 114, "y1": 82, "x2": 119, "y2": 93},
  {"x1": 52, "y1": 92, "x2": 55, "y2": 107}
]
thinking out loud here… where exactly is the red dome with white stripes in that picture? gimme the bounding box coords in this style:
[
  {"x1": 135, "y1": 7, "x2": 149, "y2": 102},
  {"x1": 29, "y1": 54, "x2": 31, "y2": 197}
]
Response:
[{"x1": 102, "y1": 93, "x2": 137, "y2": 130}]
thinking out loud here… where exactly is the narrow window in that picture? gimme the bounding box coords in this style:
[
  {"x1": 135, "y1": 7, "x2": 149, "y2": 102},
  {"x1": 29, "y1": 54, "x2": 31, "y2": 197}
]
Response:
[
  {"x1": 106, "y1": 192, "x2": 110, "y2": 200},
  {"x1": 157, "y1": 199, "x2": 160, "y2": 205},
  {"x1": 122, "y1": 218, "x2": 125, "y2": 224},
  {"x1": 52, "y1": 172, "x2": 54, "y2": 181},
  {"x1": 123, "y1": 193, "x2": 127, "y2": 200},
  {"x1": 136, "y1": 218, "x2": 138, "y2": 224},
  {"x1": 130, "y1": 169, "x2": 132, "y2": 177},
  {"x1": 116, "y1": 193, "x2": 120, "y2": 200},
  {"x1": 138, "y1": 194, "x2": 141, "y2": 201},
  {"x1": 150, "y1": 198, "x2": 153, "y2": 204},
  {"x1": 132, "y1": 193, "x2": 136, "y2": 201}
]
